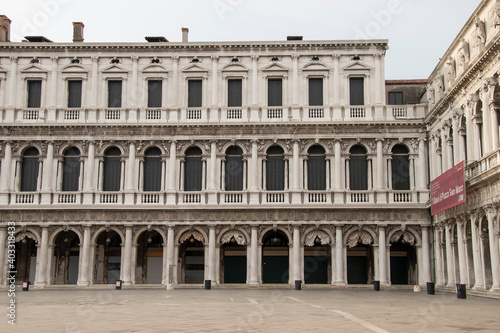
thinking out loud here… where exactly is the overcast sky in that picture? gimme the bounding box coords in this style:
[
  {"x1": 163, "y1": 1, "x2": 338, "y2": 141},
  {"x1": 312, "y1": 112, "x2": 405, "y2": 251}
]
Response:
[{"x1": 2, "y1": 0, "x2": 482, "y2": 79}]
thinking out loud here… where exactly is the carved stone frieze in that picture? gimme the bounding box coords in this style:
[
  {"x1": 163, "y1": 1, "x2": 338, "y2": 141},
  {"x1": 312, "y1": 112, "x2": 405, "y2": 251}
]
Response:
[
  {"x1": 220, "y1": 229, "x2": 246, "y2": 245},
  {"x1": 304, "y1": 229, "x2": 331, "y2": 246}
]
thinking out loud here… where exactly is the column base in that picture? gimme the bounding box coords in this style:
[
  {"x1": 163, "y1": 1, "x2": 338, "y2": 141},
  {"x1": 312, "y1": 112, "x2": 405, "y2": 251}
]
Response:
[
  {"x1": 291, "y1": 191, "x2": 302, "y2": 204},
  {"x1": 489, "y1": 285, "x2": 500, "y2": 292},
  {"x1": 472, "y1": 284, "x2": 485, "y2": 291},
  {"x1": 40, "y1": 192, "x2": 52, "y2": 205},
  {"x1": 333, "y1": 191, "x2": 344, "y2": 203},
  {"x1": 249, "y1": 191, "x2": 260, "y2": 205},
  {"x1": 77, "y1": 281, "x2": 90, "y2": 287},
  {"x1": 445, "y1": 283, "x2": 456, "y2": 288},
  {"x1": 207, "y1": 192, "x2": 218, "y2": 205},
  {"x1": 82, "y1": 192, "x2": 94, "y2": 205},
  {"x1": 166, "y1": 191, "x2": 177, "y2": 205},
  {"x1": 333, "y1": 281, "x2": 346, "y2": 286},
  {"x1": 375, "y1": 191, "x2": 387, "y2": 204},
  {"x1": 34, "y1": 282, "x2": 47, "y2": 288},
  {"x1": 166, "y1": 283, "x2": 174, "y2": 290},
  {"x1": 124, "y1": 192, "x2": 135, "y2": 205}
]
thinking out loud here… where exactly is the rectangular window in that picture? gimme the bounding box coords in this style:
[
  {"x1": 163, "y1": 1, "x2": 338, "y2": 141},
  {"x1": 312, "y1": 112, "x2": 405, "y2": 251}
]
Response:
[
  {"x1": 27, "y1": 80, "x2": 42, "y2": 108},
  {"x1": 108, "y1": 80, "x2": 122, "y2": 108},
  {"x1": 67, "y1": 80, "x2": 82, "y2": 108},
  {"x1": 188, "y1": 80, "x2": 202, "y2": 108},
  {"x1": 268, "y1": 78, "x2": 283, "y2": 107},
  {"x1": 148, "y1": 80, "x2": 162, "y2": 108},
  {"x1": 308, "y1": 78, "x2": 323, "y2": 106},
  {"x1": 388, "y1": 92, "x2": 403, "y2": 105},
  {"x1": 349, "y1": 78, "x2": 364, "y2": 106},
  {"x1": 227, "y1": 79, "x2": 242, "y2": 107}
]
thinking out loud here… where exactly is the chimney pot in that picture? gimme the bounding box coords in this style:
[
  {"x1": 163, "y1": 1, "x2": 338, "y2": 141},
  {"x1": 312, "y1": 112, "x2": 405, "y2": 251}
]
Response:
[
  {"x1": 182, "y1": 27, "x2": 189, "y2": 43},
  {"x1": 0, "y1": 15, "x2": 11, "y2": 42},
  {"x1": 73, "y1": 22, "x2": 84, "y2": 43}
]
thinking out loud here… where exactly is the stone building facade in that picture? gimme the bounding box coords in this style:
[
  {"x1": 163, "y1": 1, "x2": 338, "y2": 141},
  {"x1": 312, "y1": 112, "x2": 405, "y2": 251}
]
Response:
[{"x1": 426, "y1": 0, "x2": 500, "y2": 292}]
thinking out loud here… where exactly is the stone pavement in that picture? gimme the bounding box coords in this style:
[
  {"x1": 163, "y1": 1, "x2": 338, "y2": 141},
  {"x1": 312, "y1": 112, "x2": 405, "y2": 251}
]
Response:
[{"x1": 2, "y1": 286, "x2": 500, "y2": 333}]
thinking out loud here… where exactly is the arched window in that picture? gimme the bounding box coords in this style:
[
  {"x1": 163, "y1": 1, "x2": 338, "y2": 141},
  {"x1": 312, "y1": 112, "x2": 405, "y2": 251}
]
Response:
[
  {"x1": 349, "y1": 145, "x2": 367, "y2": 190},
  {"x1": 225, "y1": 146, "x2": 244, "y2": 191},
  {"x1": 392, "y1": 145, "x2": 410, "y2": 190},
  {"x1": 307, "y1": 145, "x2": 326, "y2": 190},
  {"x1": 143, "y1": 147, "x2": 162, "y2": 191},
  {"x1": 184, "y1": 147, "x2": 203, "y2": 191},
  {"x1": 62, "y1": 147, "x2": 81, "y2": 191},
  {"x1": 266, "y1": 146, "x2": 285, "y2": 191},
  {"x1": 20, "y1": 147, "x2": 40, "y2": 192},
  {"x1": 103, "y1": 147, "x2": 121, "y2": 191}
]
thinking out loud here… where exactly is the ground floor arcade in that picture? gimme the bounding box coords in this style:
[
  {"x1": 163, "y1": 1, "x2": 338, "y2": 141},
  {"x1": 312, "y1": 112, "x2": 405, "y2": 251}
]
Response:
[{"x1": 0, "y1": 208, "x2": 433, "y2": 288}]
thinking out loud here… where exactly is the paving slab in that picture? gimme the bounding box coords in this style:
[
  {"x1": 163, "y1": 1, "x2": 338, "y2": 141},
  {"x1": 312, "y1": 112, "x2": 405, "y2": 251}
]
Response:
[{"x1": 1, "y1": 288, "x2": 500, "y2": 332}]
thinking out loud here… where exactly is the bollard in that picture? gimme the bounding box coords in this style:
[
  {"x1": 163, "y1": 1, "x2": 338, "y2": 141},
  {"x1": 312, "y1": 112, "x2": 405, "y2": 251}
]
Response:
[
  {"x1": 295, "y1": 280, "x2": 302, "y2": 290},
  {"x1": 456, "y1": 284, "x2": 466, "y2": 299},
  {"x1": 205, "y1": 280, "x2": 211, "y2": 290},
  {"x1": 427, "y1": 282, "x2": 435, "y2": 295},
  {"x1": 115, "y1": 280, "x2": 122, "y2": 290},
  {"x1": 373, "y1": 280, "x2": 380, "y2": 291},
  {"x1": 22, "y1": 281, "x2": 30, "y2": 291}
]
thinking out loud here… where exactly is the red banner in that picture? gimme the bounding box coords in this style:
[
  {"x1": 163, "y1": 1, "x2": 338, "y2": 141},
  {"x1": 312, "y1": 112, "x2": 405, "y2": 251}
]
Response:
[{"x1": 431, "y1": 161, "x2": 466, "y2": 215}]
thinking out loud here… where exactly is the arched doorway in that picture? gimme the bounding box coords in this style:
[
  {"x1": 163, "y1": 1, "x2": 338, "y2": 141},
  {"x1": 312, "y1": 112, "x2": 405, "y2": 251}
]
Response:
[
  {"x1": 14, "y1": 234, "x2": 37, "y2": 284},
  {"x1": 93, "y1": 230, "x2": 122, "y2": 284},
  {"x1": 389, "y1": 230, "x2": 417, "y2": 285},
  {"x1": 303, "y1": 230, "x2": 331, "y2": 284},
  {"x1": 52, "y1": 231, "x2": 80, "y2": 285},
  {"x1": 135, "y1": 230, "x2": 163, "y2": 284},
  {"x1": 220, "y1": 230, "x2": 247, "y2": 284},
  {"x1": 346, "y1": 230, "x2": 374, "y2": 284},
  {"x1": 178, "y1": 231, "x2": 205, "y2": 284},
  {"x1": 262, "y1": 230, "x2": 289, "y2": 284}
]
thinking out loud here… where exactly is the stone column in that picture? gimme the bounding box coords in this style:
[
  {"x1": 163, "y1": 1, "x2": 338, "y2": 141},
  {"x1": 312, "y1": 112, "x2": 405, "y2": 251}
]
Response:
[
  {"x1": 445, "y1": 224, "x2": 455, "y2": 287},
  {"x1": 434, "y1": 227, "x2": 445, "y2": 287},
  {"x1": 83, "y1": 141, "x2": 95, "y2": 204},
  {"x1": 464, "y1": 100, "x2": 475, "y2": 163},
  {"x1": 78, "y1": 227, "x2": 91, "y2": 286},
  {"x1": 470, "y1": 213, "x2": 484, "y2": 289},
  {"x1": 122, "y1": 227, "x2": 133, "y2": 285},
  {"x1": 421, "y1": 226, "x2": 432, "y2": 283},
  {"x1": 417, "y1": 138, "x2": 428, "y2": 192},
  {"x1": 7, "y1": 56, "x2": 17, "y2": 109},
  {"x1": 208, "y1": 227, "x2": 216, "y2": 284},
  {"x1": 249, "y1": 140, "x2": 260, "y2": 204},
  {"x1": 378, "y1": 226, "x2": 388, "y2": 285},
  {"x1": 166, "y1": 141, "x2": 177, "y2": 204},
  {"x1": 124, "y1": 141, "x2": 136, "y2": 204},
  {"x1": 452, "y1": 113, "x2": 461, "y2": 164},
  {"x1": 207, "y1": 141, "x2": 218, "y2": 204},
  {"x1": 250, "y1": 55, "x2": 259, "y2": 121},
  {"x1": 486, "y1": 207, "x2": 500, "y2": 290},
  {"x1": 41, "y1": 141, "x2": 54, "y2": 204},
  {"x1": 210, "y1": 56, "x2": 219, "y2": 121},
  {"x1": 291, "y1": 140, "x2": 301, "y2": 204},
  {"x1": 249, "y1": 227, "x2": 259, "y2": 285},
  {"x1": 166, "y1": 227, "x2": 175, "y2": 289},
  {"x1": 35, "y1": 227, "x2": 49, "y2": 286},
  {"x1": 481, "y1": 84, "x2": 493, "y2": 155},
  {"x1": 332, "y1": 54, "x2": 341, "y2": 119},
  {"x1": 293, "y1": 226, "x2": 301, "y2": 283},
  {"x1": 456, "y1": 218, "x2": 468, "y2": 284},
  {"x1": 335, "y1": 226, "x2": 344, "y2": 284},
  {"x1": 0, "y1": 141, "x2": 12, "y2": 204},
  {"x1": 441, "y1": 128, "x2": 449, "y2": 172}
]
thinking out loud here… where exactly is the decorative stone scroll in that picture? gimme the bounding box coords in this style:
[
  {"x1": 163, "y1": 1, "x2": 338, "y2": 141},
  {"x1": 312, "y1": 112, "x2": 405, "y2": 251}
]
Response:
[
  {"x1": 304, "y1": 229, "x2": 331, "y2": 246},
  {"x1": 220, "y1": 230, "x2": 246, "y2": 245},
  {"x1": 346, "y1": 230, "x2": 373, "y2": 248},
  {"x1": 390, "y1": 230, "x2": 416, "y2": 246},
  {"x1": 179, "y1": 230, "x2": 204, "y2": 244}
]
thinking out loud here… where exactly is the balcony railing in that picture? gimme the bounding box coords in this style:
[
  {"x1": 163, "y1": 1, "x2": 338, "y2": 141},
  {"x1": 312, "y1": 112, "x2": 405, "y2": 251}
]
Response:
[
  {"x1": 142, "y1": 192, "x2": 161, "y2": 204},
  {"x1": 307, "y1": 191, "x2": 329, "y2": 203},
  {"x1": 466, "y1": 149, "x2": 500, "y2": 180},
  {"x1": 349, "y1": 191, "x2": 369, "y2": 203},
  {"x1": 265, "y1": 191, "x2": 286, "y2": 203},
  {"x1": 349, "y1": 107, "x2": 366, "y2": 118},
  {"x1": 393, "y1": 191, "x2": 412, "y2": 203},
  {"x1": 187, "y1": 108, "x2": 202, "y2": 120},
  {"x1": 58, "y1": 193, "x2": 78, "y2": 204},
  {"x1": 64, "y1": 109, "x2": 80, "y2": 120},
  {"x1": 105, "y1": 109, "x2": 121, "y2": 120},
  {"x1": 391, "y1": 106, "x2": 408, "y2": 119},
  {"x1": 146, "y1": 109, "x2": 162, "y2": 120},
  {"x1": 15, "y1": 193, "x2": 38, "y2": 204},
  {"x1": 23, "y1": 109, "x2": 40, "y2": 120},
  {"x1": 223, "y1": 192, "x2": 244, "y2": 203},
  {"x1": 227, "y1": 108, "x2": 243, "y2": 120},
  {"x1": 267, "y1": 108, "x2": 283, "y2": 119},
  {"x1": 182, "y1": 192, "x2": 203, "y2": 203},
  {"x1": 308, "y1": 108, "x2": 324, "y2": 118},
  {"x1": 99, "y1": 192, "x2": 121, "y2": 204}
]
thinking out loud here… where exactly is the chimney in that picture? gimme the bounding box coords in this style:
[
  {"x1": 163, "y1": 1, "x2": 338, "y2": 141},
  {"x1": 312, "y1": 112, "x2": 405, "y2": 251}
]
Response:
[
  {"x1": 182, "y1": 27, "x2": 189, "y2": 43},
  {"x1": 0, "y1": 15, "x2": 11, "y2": 42},
  {"x1": 73, "y1": 22, "x2": 84, "y2": 42}
]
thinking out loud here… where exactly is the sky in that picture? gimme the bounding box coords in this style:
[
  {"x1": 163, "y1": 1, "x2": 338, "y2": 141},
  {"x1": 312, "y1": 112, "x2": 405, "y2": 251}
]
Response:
[{"x1": 2, "y1": 0, "x2": 483, "y2": 79}]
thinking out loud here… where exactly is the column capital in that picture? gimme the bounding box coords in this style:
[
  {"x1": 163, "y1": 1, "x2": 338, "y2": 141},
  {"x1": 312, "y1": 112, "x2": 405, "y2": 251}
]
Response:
[
  {"x1": 171, "y1": 56, "x2": 180, "y2": 63},
  {"x1": 10, "y1": 56, "x2": 18, "y2": 63},
  {"x1": 291, "y1": 54, "x2": 300, "y2": 61},
  {"x1": 91, "y1": 56, "x2": 99, "y2": 63},
  {"x1": 211, "y1": 55, "x2": 219, "y2": 62},
  {"x1": 131, "y1": 56, "x2": 139, "y2": 62},
  {"x1": 251, "y1": 55, "x2": 259, "y2": 62},
  {"x1": 332, "y1": 54, "x2": 341, "y2": 61}
]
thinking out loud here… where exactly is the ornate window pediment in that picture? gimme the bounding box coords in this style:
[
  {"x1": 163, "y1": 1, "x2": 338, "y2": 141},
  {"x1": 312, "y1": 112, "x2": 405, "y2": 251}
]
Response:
[
  {"x1": 342, "y1": 61, "x2": 372, "y2": 71},
  {"x1": 61, "y1": 64, "x2": 87, "y2": 74},
  {"x1": 222, "y1": 63, "x2": 248, "y2": 73},
  {"x1": 262, "y1": 63, "x2": 289, "y2": 72},
  {"x1": 20, "y1": 64, "x2": 48, "y2": 79},
  {"x1": 182, "y1": 64, "x2": 208, "y2": 73},
  {"x1": 302, "y1": 62, "x2": 329, "y2": 71},
  {"x1": 141, "y1": 64, "x2": 168, "y2": 74},
  {"x1": 100, "y1": 64, "x2": 130, "y2": 74}
]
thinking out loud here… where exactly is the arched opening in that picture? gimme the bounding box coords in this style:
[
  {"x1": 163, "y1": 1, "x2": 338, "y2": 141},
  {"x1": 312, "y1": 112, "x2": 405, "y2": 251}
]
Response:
[
  {"x1": 62, "y1": 147, "x2": 81, "y2": 191},
  {"x1": 307, "y1": 145, "x2": 326, "y2": 190},
  {"x1": 225, "y1": 146, "x2": 244, "y2": 191},
  {"x1": 303, "y1": 231, "x2": 331, "y2": 284},
  {"x1": 93, "y1": 230, "x2": 122, "y2": 284},
  {"x1": 14, "y1": 235, "x2": 37, "y2": 284},
  {"x1": 184, "y1": 147, "x2": 203, "y2": 191},
  {"x1": 178, "y1": 232, "x2": 204, "y2": 284},
  {"x1": 346, "y1": 230, "x2": 374, "y2": 284},
  {"x1": 349, "y1": 145, "x2": 367, "y2": 190},
  {"x1": 391, "y1": 145, "x2": 410, "y2": 190},
  {"x1": 143, "y1": 147, "x2": 162, "y2": 192},
  {"x1": 52, "y1": 231, "x2": 80, "y2": 285},
  {"x1": 135, "y1": 230, "x2": 163, "y2": 284},
  {"x1": 266, "y1": 146, "x2": 285, "y2": 191},
  {"x1": 389, "y1": 231, "x2": 417, "y2": 285},
  {"x1": 220, "y1": 231, "x2": 247, "y2": 284},
  {"x1": 103, "y1": 147, "x2": 121, "y2": 191},
  {"x1": 262, "y1": 230, "x2": 289, "y2": 283},
  {"x1": 21, "y1": 147, "x2": 40, "y2": 192}
]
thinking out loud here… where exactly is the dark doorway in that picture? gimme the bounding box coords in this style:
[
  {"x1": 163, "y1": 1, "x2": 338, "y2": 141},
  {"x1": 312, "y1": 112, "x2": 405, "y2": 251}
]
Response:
[
  {"x1": 262, "y1": 230, "x2": 289, "y2": 283},
  {"x1": 222, "y1": 244, "x2": 247, "y2": 283},
  {"x1": 14, "y1": 236, "x2": 37, "y2": 284},
  {"x1": 347, "y1": 245, "x2": 373, "y2": 284},
  {"x1": 94, "y1": 230, "x2": 122, "y2": 284},
  {"x1": 53, "y1": 231, "x2": 80, "y2": 285},
  {"x1": 390, "y1": 240, "x2": 417, "y2": 285},
  {"x1": 136, "y1": 231, "x2": 163, "y2": 284},
  {"x1": 304, "y1": 244, "x2": 330, "y2": 284},
  {"x1": 179, "y1": 236, "x2": 204, "y2": 284}
]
